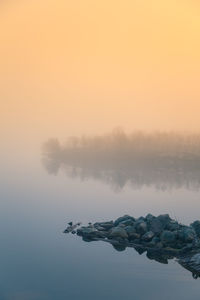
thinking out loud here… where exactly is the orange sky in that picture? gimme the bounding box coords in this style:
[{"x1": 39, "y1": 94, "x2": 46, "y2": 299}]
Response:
[{"x1": 0, "y1": 0, "x2": 200, "y2": 145}]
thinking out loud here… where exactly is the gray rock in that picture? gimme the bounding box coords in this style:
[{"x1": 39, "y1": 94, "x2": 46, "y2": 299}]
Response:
[
  {"x1": 157, "y1": 242, "x2": 163, "y2": 248},
  {"x1": 166, "y1": 220, "x2": 180, "y2": 231},
  {"x1": 109, "y1": 226, "x2": 128, "y2": 239},
  {"x1": 145, "y1": 214, "x2": 154, "y2": 221},
  {"x1": 178, "y1": 228, "x2": 196, "y2": 243},
  {"x1": 97, "y1": 221, "x2": 114, "y2": 230},
  {"x1": 149, "y1": 218, "x2": 164, "y2": 234},
  {"x1": 142, "y1": 231, "x2": 154, "y2": 242},
  {"x1": 149, "y1": 236, "x2": 160, "y2": 247},
  {"x1": 114, "y1": 215, "x2": 135, "y2": 226},
  {"x1": 129, "y1": 233, "x2": 140, "y2": 240},
  {"x1": 191, "y1": 220, "x2": 200, "y2": 238},
  {"x1": 77, "y1": 227, "x2": 97, "y2": 236},
  {"x1": 124, "y1": 225, "x2": 136, "y2": 236},
  {"x1": 135, "y1": 221, "x2": 148, "y2": 234},
  {"x1": 112, "y1": 244, "x2": 127, "y2": 252},
  {"x1": 119, "y1": 219, "x2": 135, "y2": 226},
  {"x1": 157, "y1": 214, "x2": 171, "y2": 228},
  {"x1": 161, "y1": 230, "x2": 176, "y2": 244}
]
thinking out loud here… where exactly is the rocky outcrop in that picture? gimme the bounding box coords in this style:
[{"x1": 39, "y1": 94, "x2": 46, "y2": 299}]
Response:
[
  {"x1": 64, "y1": 214, "x2": 200, "y2": 254},
  {"x1": 64, "y1": 214, "x2": 200, "y2": 279}
]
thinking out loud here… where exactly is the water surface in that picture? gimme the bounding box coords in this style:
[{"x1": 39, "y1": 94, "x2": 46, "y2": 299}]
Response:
[{"x1": 1, "y1": 134, "x2": 200, "y2": 299}]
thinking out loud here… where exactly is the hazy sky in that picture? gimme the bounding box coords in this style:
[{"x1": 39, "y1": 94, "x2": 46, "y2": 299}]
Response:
[{"x1": 1, "y1": 0, "x2": 200, "y2": 146}]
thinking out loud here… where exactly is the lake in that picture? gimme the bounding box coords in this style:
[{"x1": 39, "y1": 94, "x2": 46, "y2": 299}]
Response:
[{"x1": 1, "y1": 133, "x2": 200, "y2": 300}]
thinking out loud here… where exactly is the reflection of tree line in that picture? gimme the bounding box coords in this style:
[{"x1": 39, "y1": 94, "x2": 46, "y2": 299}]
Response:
[{"x1": 42, "y1": 130, "x2": 200, "y2": 191}]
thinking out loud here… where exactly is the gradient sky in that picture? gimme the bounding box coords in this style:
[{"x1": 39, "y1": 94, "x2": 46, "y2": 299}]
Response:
[{"x1": 1, "y1": 0, "x2": 200, "y2": 147}]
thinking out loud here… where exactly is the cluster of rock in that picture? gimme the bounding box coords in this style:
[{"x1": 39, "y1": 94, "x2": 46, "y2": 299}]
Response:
[{"x1": 66, "y1": 214, "x2": 200, "y2": 256}]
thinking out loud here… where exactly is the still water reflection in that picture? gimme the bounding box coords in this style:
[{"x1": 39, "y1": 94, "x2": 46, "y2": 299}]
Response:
[
  {"x1": 1, "y1": 132, "x2": 200, "y2": 299},
  {"x1": 43, "y1": 132, "x2": 200, "y2": 191}
]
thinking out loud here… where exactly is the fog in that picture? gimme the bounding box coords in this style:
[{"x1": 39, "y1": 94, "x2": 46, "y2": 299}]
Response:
[{"x1": 42, "y1": 129, "x2": 200, "y2": 191}]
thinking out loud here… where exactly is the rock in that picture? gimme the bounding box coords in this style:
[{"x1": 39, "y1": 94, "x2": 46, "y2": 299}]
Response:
[
  {"x1": 191, "y1": 221, "x2": 200, "y2": 238},
  {"x1": 67, "y1": 214, "x2": 200, "y2": 257},
  {"x1": 119, "y1": 219, "x2": 135, "y2": 226},
  {"x1": 157, "y1": 242, "x2": 163, "y2": 248},
  {"x1": 146, "y1": 214, "x2": 154, "y2": 221},
  {"x1": 148, "y1": 236, "x2": 160, "y2": 247},
  {"x1": 112, "y1": 244, "x2": 127, "y2": 252},
  {"x1": 134, "y1": 246, "x2": 146, "y2": 255},
  {"x1": 109, "y1": 226, "x2": 128, "y2": 239},
  {"x1": 178, "y1": 228, "x2": 196, "y2": 243},
  {"x1": 129, "y1": 233, "x2": 140, "y2": 241},
  {"x1": 114, "y1": 215, "x2": 135, "y2": 226},
  {"x1": 142, "y1": 231, "x2": 154, "y2": 242},
  {"x1": 161, "y1": 230, "x2": 176, "y2": 245},
  {"x1": 149, "y1": 218, "x2": 164, "y2": 234},
  {"x1": 135, "y1": 221, "x2": 148, "y2": 234},
  {"x1": 166, "y1": 220, "x2": 180, "y2": 231},
  {"x1": 97, "y1": 221, "x2": 114, "y2": 230},
  {"x1": 124, "y1": 225, "x2": 136, "y2": 235},
  {"x1": 146, "y1": 251, "x2": 168, "y2": 264},
  {"x1": 157, "y1": 214, "x2": 171, "y2": 228},
  {"x1": 93, "y1": 225, "x2": 106, "y2": 231},
  {"x1": 77, "y1": 227, "x2": 97, "y2": 236}
]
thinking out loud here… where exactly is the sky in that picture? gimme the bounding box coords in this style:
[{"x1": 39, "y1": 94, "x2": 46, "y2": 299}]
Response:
[{"x1": 0, "y1": 0, "x2": 200, "y2": 149}]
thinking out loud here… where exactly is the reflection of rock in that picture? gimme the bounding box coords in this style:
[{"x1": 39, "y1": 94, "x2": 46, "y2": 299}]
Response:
[
  {"x1": 178, "y1": 253, "x2": 200, "y2": 279},
  {"x1": 64, "y1": 214, "x2": 200, "y2": 279},
  {"x1": 42, "y1": 132, "x2": 200, "y2": 191}
]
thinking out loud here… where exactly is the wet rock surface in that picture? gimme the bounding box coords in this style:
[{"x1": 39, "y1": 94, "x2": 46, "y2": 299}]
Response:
[{"x1": 64, "y1": 214, "x2": 200, "y2": 279}]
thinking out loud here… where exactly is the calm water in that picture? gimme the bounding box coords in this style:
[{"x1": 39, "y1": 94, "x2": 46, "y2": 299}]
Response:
[{"x1": 1, "y1": 142, "x2": 200, "y2": 300}]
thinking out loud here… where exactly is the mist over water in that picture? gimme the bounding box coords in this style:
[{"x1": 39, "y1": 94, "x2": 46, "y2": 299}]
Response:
[{"x1": 42, "y1": 129, "x2": 200, "y2": 191}]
